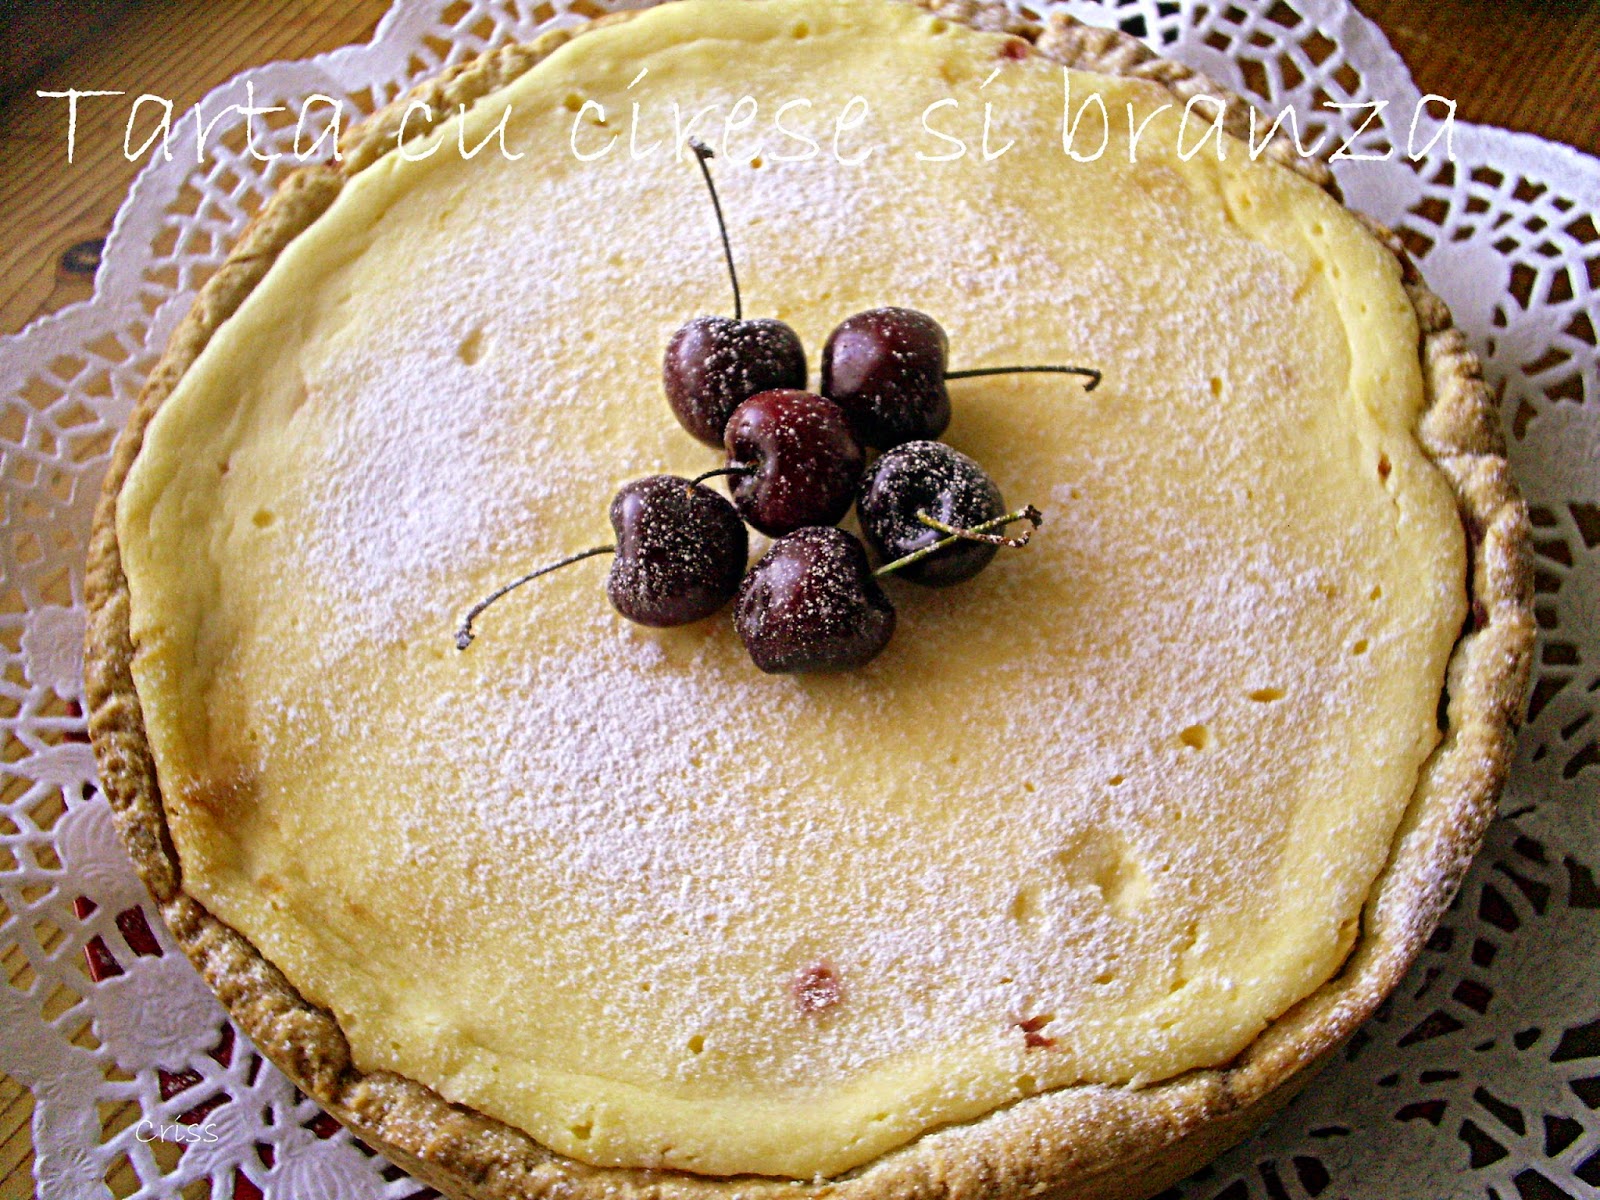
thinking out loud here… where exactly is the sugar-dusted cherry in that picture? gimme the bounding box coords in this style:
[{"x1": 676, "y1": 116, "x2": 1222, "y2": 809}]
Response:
[
  {"x1": 606, "y1": 475, "x2": 749, "y2": 625},
  {"x1": 734, "y1": 527, "x2": 895, "y2": 673},
  {"x1": 702, "y1": 389, "x2": 864, "y2": 537},
  {"x1": 456, "y1": 476, "x2": 747, "y2": 647},
  {"x1": 664, "y1": 317, "x2": 806, "y2": 447},
  {"x1": 663, "y1": 140, "x2": 805, "y2": 446},
  {"x1": 820, "y1": 307, "x2": 949, "y2": 450},
  {"x1": 820, "y1": 306, "x2": 1101, "y2": 450},
  {"x1": 859, "y1": 441, "x2": 1041, "y2": 587}
]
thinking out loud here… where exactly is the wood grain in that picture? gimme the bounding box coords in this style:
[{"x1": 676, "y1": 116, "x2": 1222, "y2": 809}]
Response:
[
  {"x1": 1356, "y1": 0, "x2": 1600, "y2": 156},
  {"x1": 0, "y1": 0, "x2": 1595, "y2": 1195},
  {"x1": 0, "y1": 0, "x2": 384, "y2": 335}
]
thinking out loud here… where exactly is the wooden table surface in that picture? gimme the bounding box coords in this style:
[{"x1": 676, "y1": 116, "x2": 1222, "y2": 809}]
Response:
[{"x1": 1, "y1": 0, "x2": 1596, "y2": 1195}]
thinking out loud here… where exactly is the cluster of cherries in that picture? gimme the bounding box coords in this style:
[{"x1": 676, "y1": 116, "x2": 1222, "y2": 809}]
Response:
[{"x1": 457, "y1": 143, "x2": 1099, "y2": 672}]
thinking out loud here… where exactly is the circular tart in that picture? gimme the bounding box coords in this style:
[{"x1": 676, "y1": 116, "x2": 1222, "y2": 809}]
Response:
[{"x1": 84, "y1": 1, "x2": 1535, "y2": 1196}]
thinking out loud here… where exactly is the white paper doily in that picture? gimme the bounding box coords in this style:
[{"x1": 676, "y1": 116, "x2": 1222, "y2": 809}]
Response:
[{"x1": 1, "y1": 1, "x2": 1595, "y2": 1197}]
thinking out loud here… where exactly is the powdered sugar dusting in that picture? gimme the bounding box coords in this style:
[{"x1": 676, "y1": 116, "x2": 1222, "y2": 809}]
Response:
[
  {"x1": 292, "y1": 340, "x2": 565, "y2": 651},
  {"x1": 138, "y1": 14, "x2": 1463, "y2": 1175}
]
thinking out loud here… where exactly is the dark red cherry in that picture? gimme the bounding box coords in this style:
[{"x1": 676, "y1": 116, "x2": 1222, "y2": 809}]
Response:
[
  {"x1": 663, "y1": 140, "x2": 807, "y2": 446},
  {"x1": 455, "y1": 475, "x2": 748, "y2": 648},
  {"x1": 821, "y1": 307, "x2": 1103, "y2": 450},
  {"x1": 734, "y1": 527, "x2": 895, "y2": 673},
  {"x1": 820, "y1": 307, "x2": 949, "y2": 450},
  {"x1": 606, "y1": 476, "x2": 748, "y2": 625},
  {"x1": 720, "y1": 390, "x2": 864, "y2": 536},
  {"x1": 664, "y1": 316, "x2": 807, "y2": 447},
  {"x1": 857, "y1": 441, "x2": 1004, "y2": 587}
]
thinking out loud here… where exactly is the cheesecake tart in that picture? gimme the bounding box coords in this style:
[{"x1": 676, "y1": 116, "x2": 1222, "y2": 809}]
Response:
[{"x1": 84, "y1": 1, "x2": 1535, "y2": 1197}]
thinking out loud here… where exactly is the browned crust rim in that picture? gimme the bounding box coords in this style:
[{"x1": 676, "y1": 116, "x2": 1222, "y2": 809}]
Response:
[{"x1": 83, "y1": 5, "x2": 1535, "y2": 1200}]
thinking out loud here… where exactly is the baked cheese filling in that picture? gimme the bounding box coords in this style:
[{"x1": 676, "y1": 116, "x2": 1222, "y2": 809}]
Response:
[{"x1": 117, "y1": 0, "x2": 1465, "y2": 1178}]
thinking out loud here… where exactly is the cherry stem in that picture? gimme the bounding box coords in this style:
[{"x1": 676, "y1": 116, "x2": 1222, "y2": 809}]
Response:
[
  {"x1": 456, "y1": 544, "x2": 615, "y2": 650},
  {"x1": 945, "y1": 365, "x2": 1101, "y2": 392},
  {"x1": 874, "y1": 506, "x2": 1044, "y2": 577},
  {"x1": 916, "y1": 507, "x2": 1042, "y2": 547},
  {"x1": 687, "y1": 463, "x2": 755, "y2": 490},
  {"x1": 688, "y1": 138, "x2": 741, "y2": 321}
]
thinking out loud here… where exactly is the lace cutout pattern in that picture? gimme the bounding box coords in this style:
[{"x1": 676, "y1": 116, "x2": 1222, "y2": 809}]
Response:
[{"x1": 1, "y1": 1, "x2": 1594, "y2": 1195}]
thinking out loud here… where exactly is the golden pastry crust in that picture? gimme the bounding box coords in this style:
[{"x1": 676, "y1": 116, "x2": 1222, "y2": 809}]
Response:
[{"x1": 84, "y1": 4, "x2": 1535, "y2": 1198}]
